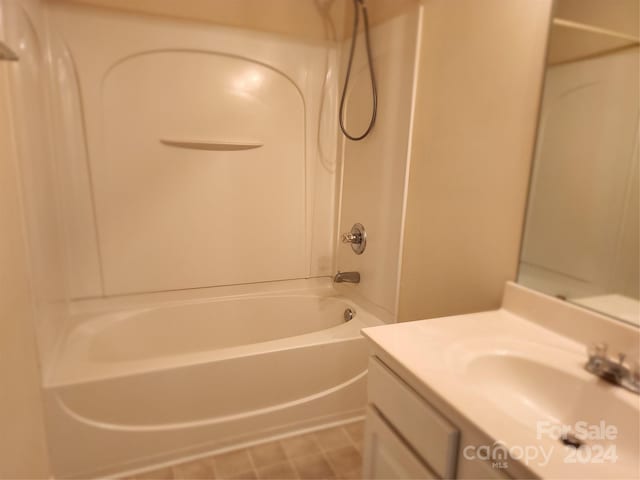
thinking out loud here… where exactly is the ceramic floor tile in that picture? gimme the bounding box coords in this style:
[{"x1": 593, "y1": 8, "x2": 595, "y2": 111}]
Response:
[
  {"x1": 280, "y1": 433, "x2": 321, "y2": 459},
  {"x1": 127, "y1": 426, "x2": 365, "y2": 480},
  {"x1": 291, "y1": 453, "x2": 335, "y2": 479},
  {"x1": 226, "y1": 470, "x2": 258, "y2": 480},
  {"x1": 172, "y1": 459, "x2": 215, "y2": 479},
  {"x1": 249, "y1": 441, "x2": 288, "y2": 468},
  {"x1": 214, "y1": 450, "x2": 253, "y2": 478},
  {"x1": 342, "y1": 422, "x2": 364, "y2": 445},
  {"x1": 325, "y1": 446, "x2": 361, "y2": 476},
  {"x1": 335, "y1": 466, "x2": 362, "y2": 480},
  {"x1": 256, "y1": 461, "x2": 297, "y2": 480},
  {"x1": 313, "y1": 428, "x2": 352, "y2": 452}
]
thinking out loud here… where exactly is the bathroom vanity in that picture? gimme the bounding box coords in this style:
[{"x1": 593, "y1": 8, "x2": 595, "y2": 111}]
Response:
[{"x1": 361, "y1": 283, "x2": 639, "y2": 479}]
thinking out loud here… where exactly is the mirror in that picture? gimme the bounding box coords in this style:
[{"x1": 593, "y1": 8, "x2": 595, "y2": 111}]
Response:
[{"x1": 518, "y1": 0, "x2": 640, "y2": 327}]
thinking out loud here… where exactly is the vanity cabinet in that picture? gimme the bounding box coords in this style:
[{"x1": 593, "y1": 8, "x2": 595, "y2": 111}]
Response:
[
  {"x1": 363, "y1": 357, "x2": 509, "y2": 480},
  {"x1": 362, "y1": 282, "x2": 640, "y2": 479}
]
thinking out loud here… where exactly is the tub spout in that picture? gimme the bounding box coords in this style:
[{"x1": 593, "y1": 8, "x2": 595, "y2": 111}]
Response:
[{"x1": 333, "y1": 271, "x2": 360, "y2": 284}]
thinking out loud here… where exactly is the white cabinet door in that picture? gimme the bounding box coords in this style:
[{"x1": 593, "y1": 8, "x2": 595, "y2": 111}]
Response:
[
  {"x1": 363, "y1": 407, "x2": 437, "y2": 480},
  {"x1": 368, "y1": 357, "x2": 458, "y2": 477}
]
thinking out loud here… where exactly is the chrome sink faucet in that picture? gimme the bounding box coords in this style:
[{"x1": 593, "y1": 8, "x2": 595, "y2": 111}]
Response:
[
  {"x1": 334, "y1": 271, "x2": 360, "y2": 284},
  {"x1": 585, "y1": 343, "x2": 639, "y2": 394}
]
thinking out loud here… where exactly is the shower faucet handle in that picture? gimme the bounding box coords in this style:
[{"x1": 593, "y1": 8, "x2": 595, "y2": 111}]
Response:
[
  {"x1": 341, "y1": 223, "x2": 367, "y2": 255},
  {"x1": 342, "y1": 232, "x2": 362, "y2": 244}
]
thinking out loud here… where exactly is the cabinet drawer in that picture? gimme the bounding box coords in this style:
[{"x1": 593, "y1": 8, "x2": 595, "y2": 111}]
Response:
[
  {"x1": 363, "y1": 406, "x2": 437, "y2": 479},
  {"x1": 368, "y1": 357, "x2": 459, "y2": 478}
]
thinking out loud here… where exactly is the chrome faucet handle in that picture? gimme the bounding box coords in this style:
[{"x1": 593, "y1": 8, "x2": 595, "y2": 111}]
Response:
[
  {"x1": 585, "y1": 343, "x2": 640, "y2": 394},
  {"x1": 342, "y1": 232, "x2": 361, "y2": 244},
  {"x1": 341, "y1": 223, "x2": 367, "y2": 255}
]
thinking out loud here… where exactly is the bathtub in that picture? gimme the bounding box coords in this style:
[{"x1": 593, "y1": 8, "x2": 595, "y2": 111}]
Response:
[{"x1": 44, "y1": 287, "x2": 382, "y2": 478}]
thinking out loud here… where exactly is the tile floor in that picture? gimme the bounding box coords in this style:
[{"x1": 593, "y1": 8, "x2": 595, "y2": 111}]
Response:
[{"x1": 125, "y1": 421, "x2": 364, "y2": 480}]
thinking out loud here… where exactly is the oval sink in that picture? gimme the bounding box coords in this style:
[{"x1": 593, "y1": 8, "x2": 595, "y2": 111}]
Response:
[{"x1": 465, "y1": 354, "x2": 639, "y2": 462}]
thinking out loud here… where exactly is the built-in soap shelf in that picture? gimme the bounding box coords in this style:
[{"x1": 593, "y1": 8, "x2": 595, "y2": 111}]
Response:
[{"x1": 159, "y1": 138, "x2": 263, "y2": 151}]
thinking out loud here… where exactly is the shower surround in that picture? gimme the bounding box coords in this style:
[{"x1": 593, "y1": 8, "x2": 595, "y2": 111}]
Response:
[{"x1": 2, "y1": 0, "x2": 422, "y2": 477}]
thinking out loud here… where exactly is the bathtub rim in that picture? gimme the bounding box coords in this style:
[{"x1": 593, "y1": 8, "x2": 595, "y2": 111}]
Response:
[
  {"x1": 69, "y1": 292, "x2": 355, "y2": 350},
  {"x1": 47, "y1": 285, "x2": 383, "y2": 387},
  {"x1": 48, "y1": 317, "x2": 375, "y2": 388}
]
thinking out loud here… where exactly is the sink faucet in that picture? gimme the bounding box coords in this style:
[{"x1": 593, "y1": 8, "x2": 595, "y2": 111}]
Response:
[
  {"x1": 334, "y1": 271, "x2": 360, "y2": 284},
  {"x1": 585, "y1": 343, "x2": 639, "y2": 394}
]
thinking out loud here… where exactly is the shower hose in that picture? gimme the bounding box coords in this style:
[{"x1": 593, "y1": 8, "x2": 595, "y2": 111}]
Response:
[{"x1": 339, "y1": 0, "x2": 378, "y2": 141}]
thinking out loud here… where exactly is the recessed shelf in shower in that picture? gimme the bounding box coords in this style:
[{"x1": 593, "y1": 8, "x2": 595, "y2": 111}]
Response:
[{"x1": 159, "y1": 138, "x2": 263, "y2": 151}]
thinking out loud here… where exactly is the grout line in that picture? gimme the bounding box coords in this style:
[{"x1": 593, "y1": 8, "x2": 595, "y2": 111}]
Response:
[
  {"x1": 209, "y1": 456, "x2": 218, "y2": 480},
  {"x1": 281, "y1": 429, "x2": 341, "y2": 479},
  {"x1": 341, "y1": 424, "x2": 364, "y2": 452},
  {"x1": 250, "y1": 441, "x2": 299, "y2": 480},
  {"x1": 320, "y1": 449, "x2": 340, "y2": 479},
  {"x1": 288, "y1": 448, "x2": 337, "y2": 480},
  {"x1": 246, "y1": 447, "x2": 258, "y2": 471},
  {"x1": 314, "y1": 424, "x2": 363, "y2": 478},
  {"x1": 282, "y1": 439, "x2": 305, "y2": 480},
  {"x1": 288, "y1": 457, "x2": 302, "y2": 480},
  {"x1": 320, "y1": 450, "x2": 339, "y2": 479}
]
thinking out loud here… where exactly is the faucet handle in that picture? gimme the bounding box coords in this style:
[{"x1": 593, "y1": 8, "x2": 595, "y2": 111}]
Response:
[
  {"x1": 342, "y1": 232, "x2": 361, "y2": 244},
  {"x1": 341, "y1": 223, "x2": 367, "y2": 255},
  {"x1": 587, "y1": 342, "x2": 608, "y2": 358}
]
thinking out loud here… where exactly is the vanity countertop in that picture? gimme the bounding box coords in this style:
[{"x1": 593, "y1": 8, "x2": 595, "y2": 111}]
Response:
[{"x1": 362, "y1": 282, "x2": 640, "y2": 479}]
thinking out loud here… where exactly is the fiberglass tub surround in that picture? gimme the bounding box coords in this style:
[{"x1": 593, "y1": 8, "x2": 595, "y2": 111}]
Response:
[
  {"x1": 46, "y1": 0, "x2": 422, "y2": 320},
  {"x1": 2, "y1": 0, "x2": 423, "y2": 477},
  {"x1": 38, "y1": 3, "x2": 351, "y2": 476},
  {"x1": 47, "y1": 2, "x2": 335, "y2": 297}
]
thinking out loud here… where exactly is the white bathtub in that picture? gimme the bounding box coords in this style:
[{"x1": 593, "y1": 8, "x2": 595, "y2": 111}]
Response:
[{"x1": 44, "y1": 288, "x2": 382, "y2": 478}]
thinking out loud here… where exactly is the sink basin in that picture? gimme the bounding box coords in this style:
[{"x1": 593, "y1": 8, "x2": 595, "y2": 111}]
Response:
[
  {"x1": 466, "y1": 354, "x2": 637, "y2": 428},
  {"x1": 464, "y1": 353, "x2": 639, "y2": 472}
]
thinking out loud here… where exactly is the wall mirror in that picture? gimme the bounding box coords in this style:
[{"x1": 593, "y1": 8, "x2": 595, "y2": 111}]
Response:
[{"x1": 518, "y1": 0, "x2": 639, "y2": 327}]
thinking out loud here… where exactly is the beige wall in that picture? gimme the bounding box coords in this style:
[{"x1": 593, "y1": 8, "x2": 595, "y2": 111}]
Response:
[
  {"x1": 0, "y1": 66, "x2": 50, "y2": 479},
  {"x1": 398, "y1": 0, "x2": 553, "y2": 322}
]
